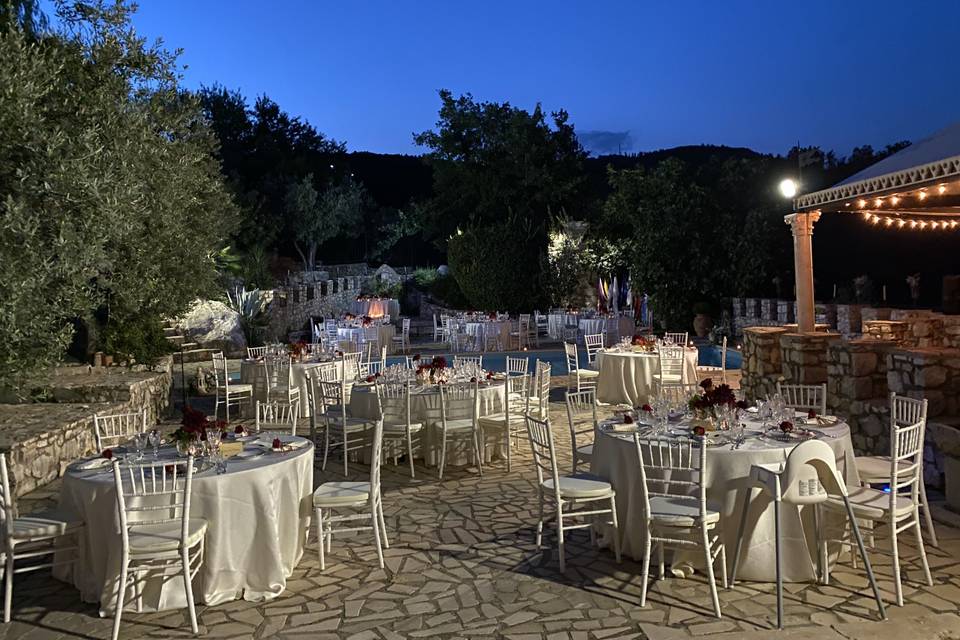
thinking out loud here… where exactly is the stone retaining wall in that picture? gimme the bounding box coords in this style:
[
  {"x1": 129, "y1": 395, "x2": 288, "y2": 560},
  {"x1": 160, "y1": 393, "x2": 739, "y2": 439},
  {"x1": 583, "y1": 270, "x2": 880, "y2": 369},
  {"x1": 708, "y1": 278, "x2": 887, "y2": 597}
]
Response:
[
  {"x1": 0, "y1": 358, "x2": 172, "y2": 498},
  {"x1": 268, "y1": 276, "x2": 367, "y2": 338},
  {"x1": 740, "y1": 327, "x2": 786, "y2": 401}
]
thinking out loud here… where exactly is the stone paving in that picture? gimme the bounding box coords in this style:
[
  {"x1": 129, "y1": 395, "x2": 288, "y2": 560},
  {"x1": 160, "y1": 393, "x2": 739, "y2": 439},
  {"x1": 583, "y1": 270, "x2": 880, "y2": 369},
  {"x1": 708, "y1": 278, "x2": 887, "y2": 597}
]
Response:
[{"x1": 6, "y1": 372, "x2": 960, "y2": 640}]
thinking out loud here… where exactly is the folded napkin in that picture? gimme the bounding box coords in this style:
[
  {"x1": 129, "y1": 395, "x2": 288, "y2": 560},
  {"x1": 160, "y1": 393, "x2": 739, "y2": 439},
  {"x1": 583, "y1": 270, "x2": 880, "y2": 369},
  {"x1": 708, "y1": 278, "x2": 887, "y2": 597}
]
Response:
[
  {"x1": 607, "y1": 423, "x2": 638, "y2": 433},
  {"x1": 76, "y1": 456, "x2": 113, "y2": 471}
]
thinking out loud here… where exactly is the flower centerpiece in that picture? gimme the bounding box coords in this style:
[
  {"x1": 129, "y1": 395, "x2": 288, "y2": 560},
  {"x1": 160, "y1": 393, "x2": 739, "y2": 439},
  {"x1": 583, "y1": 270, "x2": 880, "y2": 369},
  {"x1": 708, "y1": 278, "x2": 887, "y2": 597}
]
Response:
[
  {"x1": 687, "y1": 379, "x2": 746, "y2": 430},
  {"x1": 289, "y1": 340, "x2": 307, "y2": 361},
  {"x1": 172, "y1": 406, "x2": 227, "y2": 455},
  {"x1": 361, "y1": 315, "x2": 372, "y2": 327},
  {"x1": 631, "y1": 334, "x2": 654, "y2": 352},
  {"x1": 415, "y1": 356, "x2": 448, "y2": 385},
  {"x1": 488, "y1": 311, "x2": 497, "y2": 321}
]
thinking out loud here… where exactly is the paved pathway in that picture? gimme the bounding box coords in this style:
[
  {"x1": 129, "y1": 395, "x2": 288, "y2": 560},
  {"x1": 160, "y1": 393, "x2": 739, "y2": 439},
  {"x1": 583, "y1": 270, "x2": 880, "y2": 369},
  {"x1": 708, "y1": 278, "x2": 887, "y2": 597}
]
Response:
[{"x1": 7, "y1": 375, "x2": 960, "y2": 639}]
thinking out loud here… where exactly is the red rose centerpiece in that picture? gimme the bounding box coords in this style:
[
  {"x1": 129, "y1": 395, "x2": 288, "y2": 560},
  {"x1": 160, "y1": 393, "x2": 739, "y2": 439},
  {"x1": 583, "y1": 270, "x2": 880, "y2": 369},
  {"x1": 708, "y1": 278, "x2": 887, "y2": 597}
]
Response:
[
  {"x1": 692, "y1": 425, "x2": 706, "y2": 437},
  {"x1": 688, "y1": 379, "x2": 738, "y2": 428},
  {"x1": 102, "y1": 448, "x2": 113, "y2": 459},
  {"x1": 272, "y1": 437, "x2": 283, "y2": 451},
  {"x1": 807, "y1": 409, "x2": 818, "y2": 419},
  {"x1": 623, "y1": 413, "x2": 634, "y2": 424},
  {"x1": 641, "y1": 403, "x2": 653, "y2": 413},
  {"x1": 173, "y1": 405, "x2": 229, "y2": 455},
  {"x1": 779, "y1": 420, "x2": 794, "y2": 434}
]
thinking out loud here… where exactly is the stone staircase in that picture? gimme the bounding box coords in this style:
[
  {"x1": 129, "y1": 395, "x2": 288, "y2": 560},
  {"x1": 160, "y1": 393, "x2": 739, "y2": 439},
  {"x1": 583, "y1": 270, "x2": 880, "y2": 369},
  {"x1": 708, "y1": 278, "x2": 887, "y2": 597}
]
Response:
[{"x1": 163, "y1": 322, "x2": 215, "y2": 364}]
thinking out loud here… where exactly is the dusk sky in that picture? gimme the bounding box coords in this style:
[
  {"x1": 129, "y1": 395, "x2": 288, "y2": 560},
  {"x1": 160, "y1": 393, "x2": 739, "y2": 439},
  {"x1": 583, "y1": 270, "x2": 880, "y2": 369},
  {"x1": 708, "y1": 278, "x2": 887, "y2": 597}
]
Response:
[{"x1": 129, "y1": 0, "x2": 959, "y2": 157}]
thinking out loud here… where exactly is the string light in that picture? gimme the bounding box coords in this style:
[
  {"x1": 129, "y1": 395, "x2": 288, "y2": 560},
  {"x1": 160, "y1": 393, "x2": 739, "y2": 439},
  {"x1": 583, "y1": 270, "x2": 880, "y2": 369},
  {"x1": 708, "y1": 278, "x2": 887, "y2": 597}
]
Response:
[
  {"x1": 860, "y1": 212, "x2": 960, "y2": 231},
  {"x1": 857, "y1": 199, "x2": 867, "y2": 208},
  {"x1": 939, "y1": 185, "x2": 947, "y2": 194},
  {"x1": 918, "y1": 190, "x2": 927, "y2": 200},
  {"x1": 891, "y1": 196, "x2": 900, "y2": 205},
  {"x1": 874, "y1": 198, "x2": 883, "y2": 207}
]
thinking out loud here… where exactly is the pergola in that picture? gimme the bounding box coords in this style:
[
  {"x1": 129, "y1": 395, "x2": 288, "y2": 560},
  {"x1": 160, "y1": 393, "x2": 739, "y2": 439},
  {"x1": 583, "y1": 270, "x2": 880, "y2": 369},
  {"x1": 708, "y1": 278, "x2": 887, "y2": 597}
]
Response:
[{"x1": 788, "y1": 121, "x2": 960, "y2": 332}]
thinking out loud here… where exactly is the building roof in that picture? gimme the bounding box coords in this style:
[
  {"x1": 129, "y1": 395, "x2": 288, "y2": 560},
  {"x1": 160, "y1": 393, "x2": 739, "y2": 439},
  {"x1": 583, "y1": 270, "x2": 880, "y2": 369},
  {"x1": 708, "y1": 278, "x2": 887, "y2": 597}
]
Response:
[{"x1": 795, "y1": 121, "x2": 960, "y2": 212}]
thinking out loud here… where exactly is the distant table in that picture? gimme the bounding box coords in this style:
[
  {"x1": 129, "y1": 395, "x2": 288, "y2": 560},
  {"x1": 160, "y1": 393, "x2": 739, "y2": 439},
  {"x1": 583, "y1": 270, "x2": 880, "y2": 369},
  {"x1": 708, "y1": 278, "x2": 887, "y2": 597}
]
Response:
[
  {"x1": 463, "y1": 321, "x2": 512, "y2": 351},
  {"x1": 595, "y1": 347, "x2": 699, "y2": 406},
  {"x1": 351, "y1": 298, "x2": 399, "y2": 319},
  {"x1": 578, "y1": 317, "x2": 635, "y2": 343}
]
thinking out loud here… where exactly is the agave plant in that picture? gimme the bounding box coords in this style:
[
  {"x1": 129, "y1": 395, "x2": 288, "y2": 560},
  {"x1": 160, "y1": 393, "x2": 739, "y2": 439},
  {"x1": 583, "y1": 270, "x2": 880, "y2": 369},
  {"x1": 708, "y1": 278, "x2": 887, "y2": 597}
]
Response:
[{"x1": 226, "y1": 286, "x2": 270, "y2": 347}]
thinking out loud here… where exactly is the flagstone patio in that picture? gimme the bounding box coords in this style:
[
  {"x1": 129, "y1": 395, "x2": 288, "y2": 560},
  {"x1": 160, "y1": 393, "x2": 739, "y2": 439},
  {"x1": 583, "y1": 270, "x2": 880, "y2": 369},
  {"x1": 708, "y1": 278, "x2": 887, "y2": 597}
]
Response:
[{"x1": 7, "y1": 372, "x2": 960, "y2": 640}]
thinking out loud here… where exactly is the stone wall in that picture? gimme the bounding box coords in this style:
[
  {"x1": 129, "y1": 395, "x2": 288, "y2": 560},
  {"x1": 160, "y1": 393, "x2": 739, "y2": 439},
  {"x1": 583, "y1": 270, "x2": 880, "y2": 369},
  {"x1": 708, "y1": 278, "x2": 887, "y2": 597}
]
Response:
[
  {"x1": 740, "y1": 327, "x2": 786, "y2": 401},
  {"x1": 268, "y1": 276, "x2": 367, "y2": 338},
  {"x1": 827, "y1": 339, "x2": 896, "y2": 454},
  {"x1": 0, "y1": 357, "x2": 172, "y2": 498},
  {"x1": 780, "y1": 331, "x2": 842, "y2": 386}
]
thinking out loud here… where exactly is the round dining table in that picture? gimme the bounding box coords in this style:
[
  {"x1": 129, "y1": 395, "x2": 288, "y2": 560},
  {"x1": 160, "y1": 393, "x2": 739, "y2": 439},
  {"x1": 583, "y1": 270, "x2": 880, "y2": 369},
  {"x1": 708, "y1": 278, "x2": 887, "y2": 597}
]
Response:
[
  {"x1": 56, "y1": 438, "x2": 314, "y2": 615},
  {"x1": 595, "y1": 347, "x2": 700, "y2": 407},
  {"x1": 348, "y1": 382, "x2": 506, "y2": 465},
  {"x1": 463, "y1": 321, "x2": 512, "y2": 351},
  {"x1": 590, "y1": 415, "x2": 858, "y2": 582},
  {"x1": 578, "y1": 316, "x2": 635, "y2": 342},
  {"x1": 336, "y1": 324, "x2": 396, "y2": 351},
  {"x1": 240, "y1": 357, "x2": 345, "y2": 417}
]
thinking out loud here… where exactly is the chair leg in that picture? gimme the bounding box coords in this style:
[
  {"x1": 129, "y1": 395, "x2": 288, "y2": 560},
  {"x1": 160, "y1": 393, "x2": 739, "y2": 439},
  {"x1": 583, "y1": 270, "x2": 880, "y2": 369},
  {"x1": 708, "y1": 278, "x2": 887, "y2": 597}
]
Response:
[
  {"x1": 322, "y1": 423, "x2": 331, "y2": 471},
  {"x1": 775, "y1": 499, "x2": 783, "y2": 629},
  {"x1": 342, "y1": 430, "x2": 349, "y2": 477},
  {"x1": 316, "y1": 507, "x2": 325, "y2": 570},
  {"x1": 719, "y1": 541, "x2": 728, "y2": 589},
  {"x1": 438, "y1": 430, "x2": 447, "y2": 480},
  {"x1": 370, "y1": 502, "x2": 385, "y2": 570},
  {"x1": 890, "y1": 514, "x2": 903, "y2": 606},
  {"x1": 914, "y1": 510, "x2": 933, "y2": 587},
  {"x1": 843, "y1": 495, "x2": 887, "y2": 621},
  {"x1": 729, "y1": 487, "x2": 753, "y2": 586},
  {"x1": 377, "y1": 499, "x2": 390, "y2": 549},
  {"x1": 3, "y1": 553, "x2": 12, "y2": 623},
  {"x1": 473, "y1": 428, "x2": 483, "y2": 477},
  {"x1": 640, "y1": 532, "x2": 652, "y2": 607},
  {"x1": 609, "y1": 495, "x2": 621, "y2": 563},
  {"x1": 556, "y1": 502, "x2": 566, "y2": 572},
  {"x1": 703, "y1": 524, "x2": 721, "y2": 619},
  {"x1": 182, "y1": 548, "x2": 199, "y2": 635},
  {"x1": 658, "y1": 541, "x2": 665, "y2": 580},
  {"x1": 407, "y1": 431, "x2": 415, "y2": 479},
  {"x1": 506, "y1": 424, "x2": 512, "y2": 473},
  {"x1": 111, "y1": 560, "x2": 128, "y2": 640},
  {"x1": 535, "y1": 493, "x2": 545, "y2": 548},
  {"x1": 919, "y1": 476, "x2": 939, "y2": 548}
]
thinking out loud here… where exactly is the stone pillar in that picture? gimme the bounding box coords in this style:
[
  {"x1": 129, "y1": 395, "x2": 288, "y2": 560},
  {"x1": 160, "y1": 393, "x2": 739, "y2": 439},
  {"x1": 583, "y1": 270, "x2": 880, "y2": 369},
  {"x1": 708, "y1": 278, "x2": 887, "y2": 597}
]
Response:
[
  {"x1": 785, "y1": 211, "x2": 821, "y2": 333},
  {"x1": 835, "y1": 304, "x2": 863, "y2": 337},
  {"x1": 779, "y1": 331, "x2": 842, "y2": 386},
  {"x1": 827, "y1": 339, "x2": 895, "y2": 454},
  {"x1": 741, "y1": 327, "x2": 788, "y2": 401}
]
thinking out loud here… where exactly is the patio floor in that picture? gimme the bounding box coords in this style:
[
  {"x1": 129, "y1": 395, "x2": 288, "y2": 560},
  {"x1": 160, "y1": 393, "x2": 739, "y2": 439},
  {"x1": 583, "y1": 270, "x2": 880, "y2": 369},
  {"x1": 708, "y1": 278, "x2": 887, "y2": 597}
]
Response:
[{"x1": 7, "y1": 372, "x2": 960, "y2": 640}]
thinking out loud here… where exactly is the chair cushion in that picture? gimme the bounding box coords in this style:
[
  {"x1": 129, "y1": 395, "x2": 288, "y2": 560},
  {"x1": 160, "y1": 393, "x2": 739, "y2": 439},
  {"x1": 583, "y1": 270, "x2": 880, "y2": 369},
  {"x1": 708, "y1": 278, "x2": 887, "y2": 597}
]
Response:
[
  {"x1": 825, "y1": 485, "x2": 916, "y2": 519},
  {"x1": 576, "y1": 369, "x2": 600, "y2": 378},
  {"x1": 313, "y1": 481, "x2": 371, "y2": 506},
  {"x1": 575, "y1": 443, "x2": 594, "y2": 460},
  {"x1": 435, "y1": 418, "x2": 476, "y2": 431},
  {"x1": 649, "y1": 496, "x2": 721, "y2": 526},
  {"x1": 543, "y1": 472, "x2": 613, "y2": 499},
  {"x1": 855, "y1": 455, "x2": 908, "y2": 482},
  {"x1": 227, "y1": 384, "x2": 254, "y2": 393},
  {"x1": 128, "y1": 518, "x2": 207, "y2": 553},
  {"x1": 383, "y1": 421, "x2": 423, "y2": 432},
  {"x1": 11, "y1": 510, "x2": 83, "y2": 540},
  {"x1": 478, "y1": 413, "x2": 525, "y2": 429}
]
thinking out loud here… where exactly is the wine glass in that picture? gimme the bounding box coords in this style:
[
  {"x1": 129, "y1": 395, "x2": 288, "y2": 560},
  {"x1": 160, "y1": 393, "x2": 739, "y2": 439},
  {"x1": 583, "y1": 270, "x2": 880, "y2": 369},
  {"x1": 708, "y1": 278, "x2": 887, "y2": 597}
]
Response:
[
  {"x1": 147, "y1": 429, "x2": 161, "y2": 457},
  {"x1": 132, "y1": 432, "x2": 147, "y2": 461}
]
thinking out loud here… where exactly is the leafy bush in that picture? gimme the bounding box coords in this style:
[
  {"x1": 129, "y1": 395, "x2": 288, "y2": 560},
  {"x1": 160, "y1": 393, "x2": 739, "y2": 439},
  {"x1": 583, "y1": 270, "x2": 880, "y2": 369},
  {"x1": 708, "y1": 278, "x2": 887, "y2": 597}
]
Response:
[
  {"x1": 102, "y1": 314, "x2": 174, "y2": 365},
  {"x1": 226, "y1": 287, "x2": 270, "y2": 347},
  {"x1": 412, "y1": 267, "x2": 438, "y2": 290},
  {"x1": 429, "y1": 274, "x2": 469, "y2": 309},
  {"x1": 447, "y1": 222, "x2": 547, "y2": 312}
]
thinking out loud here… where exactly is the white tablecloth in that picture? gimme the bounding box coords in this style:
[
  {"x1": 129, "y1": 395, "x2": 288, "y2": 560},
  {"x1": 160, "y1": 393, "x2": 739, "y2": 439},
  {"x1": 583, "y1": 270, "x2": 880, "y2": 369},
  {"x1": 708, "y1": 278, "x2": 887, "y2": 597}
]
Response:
[
  {"x1": 463, "y1": 321, "x2": 512, "y2": 351},
  {"x1": 57, "y1": 441, "x2": 314, "y2": 614},
  {"x1": 591, "y1": 418, "x2": 858, "y2": 582},
  {"x1": 595, "y1": 348, "x2": 699, "y2": 406},
  {"x1": 548, "y1": 313, "x2": 579, "y2": 339},
  {"x1": 349, "y1": 383, "x2": 506, "y2": 465},
  {"x1": 336, "y1": 325, "x2": 396, "y2": 351},
  {"x1": 241, "y1": 358, "x2": 345, "y2": 418},
  {"x1": 578, "y1": 317, "x2": 635, "y2": 343},
  {"x1": 350, "y1": 298, "x2": 399, "y2": 319}
]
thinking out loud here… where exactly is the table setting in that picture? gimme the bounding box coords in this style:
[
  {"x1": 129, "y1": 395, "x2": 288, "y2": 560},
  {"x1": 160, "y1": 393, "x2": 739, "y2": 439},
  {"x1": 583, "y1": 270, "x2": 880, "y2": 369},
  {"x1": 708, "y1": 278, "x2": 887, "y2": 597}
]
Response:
[
  {"x1": 55, "y1": 413, "x2": 314, "y2": 615},
  {"x1": 591, "y1": 384, "x2": 858, "y2": 582},
  {"x1": 594, "y1": 335, "x2": 699, "y2": 406}
]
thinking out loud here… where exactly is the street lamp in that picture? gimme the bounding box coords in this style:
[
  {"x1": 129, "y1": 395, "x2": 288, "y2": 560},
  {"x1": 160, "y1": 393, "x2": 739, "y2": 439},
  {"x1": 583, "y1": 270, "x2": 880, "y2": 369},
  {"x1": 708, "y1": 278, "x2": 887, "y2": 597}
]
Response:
[{"x1": 778, "y1": 178, "x2": 799, "y2": 199}]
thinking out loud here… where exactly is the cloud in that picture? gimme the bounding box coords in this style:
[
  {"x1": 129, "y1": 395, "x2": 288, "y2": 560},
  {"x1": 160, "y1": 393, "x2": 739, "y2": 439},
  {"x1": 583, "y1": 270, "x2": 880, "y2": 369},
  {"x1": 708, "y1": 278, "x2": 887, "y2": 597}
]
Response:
[{"x1": 578, "y1": 130, "x2": 633, "y2": 155}]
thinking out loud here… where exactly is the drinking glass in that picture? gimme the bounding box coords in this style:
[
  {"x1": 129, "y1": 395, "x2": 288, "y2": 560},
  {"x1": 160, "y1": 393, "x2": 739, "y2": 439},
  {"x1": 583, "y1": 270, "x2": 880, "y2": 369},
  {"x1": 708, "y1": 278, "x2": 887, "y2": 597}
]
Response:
[
  {"x1": 147, "y1": 429, "x2": 161, "y2": 457},
  {"x1": 132, "y1": 432, "x2": 147, "y2": 461}
]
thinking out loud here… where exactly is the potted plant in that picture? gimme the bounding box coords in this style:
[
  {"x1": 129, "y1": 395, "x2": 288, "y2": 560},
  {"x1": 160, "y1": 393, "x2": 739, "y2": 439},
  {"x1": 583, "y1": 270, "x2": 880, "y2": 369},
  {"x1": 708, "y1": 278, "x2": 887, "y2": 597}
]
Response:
[{"x1": 692, "y1": 302, "x2": 713, "y2": 338}]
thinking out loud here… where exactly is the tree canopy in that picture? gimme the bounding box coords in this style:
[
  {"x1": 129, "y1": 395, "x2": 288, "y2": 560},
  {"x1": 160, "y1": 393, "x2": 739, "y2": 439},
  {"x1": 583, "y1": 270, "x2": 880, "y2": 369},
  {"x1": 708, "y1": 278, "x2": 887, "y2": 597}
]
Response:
[{"x1": 0, "y1": 0, "x2": 236, "y2": 389}]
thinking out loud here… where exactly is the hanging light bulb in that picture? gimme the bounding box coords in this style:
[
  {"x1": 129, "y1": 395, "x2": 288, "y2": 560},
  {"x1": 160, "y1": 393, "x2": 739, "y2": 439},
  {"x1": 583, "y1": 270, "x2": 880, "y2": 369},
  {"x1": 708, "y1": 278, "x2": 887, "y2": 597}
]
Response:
[
  {"x1": 857, "y1": 199, "x2": 867, "y2": 208},
  {"x1": 932, "y1": 221, "x2": 940, "y2": 229},
  {"x1": 871, "y1": 215, "x2": 880, "y2": 224},
  {"x1": 884, "y1": 217, "x2": 894, "y2": 226},
  {"x1": 938, "y1": 185, "x2": 947, "y2": 194},
  {"x1": 891, "y1": 196, "x2": 900, "y2": 205},
  {"x1": 952, "y1": 221, "x2": 959, "y2": 229},
  {"x1": 918, "y1": 190, "x2": 927, "y2": 200},
  {"x1": 874, "y1": 198, "x2": 883, "y2": 207},
  {"x1": 910, "y1": 220, "x2": 918, "y2": 229},
  {"x1": 898, "y1": 219, "x2": 907, "y2": 228},
  {"x1": 920, "y1": 221, "x2": 928, "y2": 229}
]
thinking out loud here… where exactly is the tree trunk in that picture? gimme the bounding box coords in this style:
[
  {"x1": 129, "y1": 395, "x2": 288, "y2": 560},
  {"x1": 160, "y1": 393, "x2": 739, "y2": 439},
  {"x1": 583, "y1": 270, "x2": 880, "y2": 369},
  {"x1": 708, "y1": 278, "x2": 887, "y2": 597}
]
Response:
[
  {"x1": 308, "y1": 243, "x2": 318, "y2": 271},
  {"x1": 294, "y1": 242, "x2": 309, "y2": 271}
]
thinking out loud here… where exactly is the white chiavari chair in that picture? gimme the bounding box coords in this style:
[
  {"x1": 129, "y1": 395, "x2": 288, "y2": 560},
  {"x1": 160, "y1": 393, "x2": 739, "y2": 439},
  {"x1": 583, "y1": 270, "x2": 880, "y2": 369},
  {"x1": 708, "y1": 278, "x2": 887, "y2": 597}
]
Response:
[
  {"x1": 656, "y1": 382, "x2": 700, "y2": 407},
  {"x1": 379, "y1": 380, "x2": 422, "y2": 478},
  {"x1": 664, "y1": 331, "x2": 689, "y2": 346},
  {"x1": 319, "y1": 375, "x2": 377, "y2": 476},
  {"x1": 653, "y1": 345, "x2": 685, "y2": 387},
  {"x1": 633, "y1": 434, "x2": 725, "y2": 618},
  {"x1": 506, "y1": 355, "x2": 529, "y2": 378},
  {"x1": 313, "y1": 401, "x2": 387, "y2": 571},
  {"x1": 481, "y1": 321, "x2": 503, "y2": 352},
  {"x1": 478, "y1": 374, "x2": 530, "y2": 472},
  {"x1": 444, "y1": 318, "x2": 464, "y2": 352},
  {"x1": 453, "y1": 354, "x2": 483, "y2": 370},
  {"x1": 775, "y1": 381, "x2": 827, "y2": 415},
  {"x1": 211, "y1": 351, "x2": 253, "y2": 421},
  {"x1": 821, "y1": 393, "x2": 933, "y2": 606},
  {"x1": 361, "y1": 326, "x2": 380, "y2": 354},
  {"x1": 0, "y1": 454, "x2": 83, "y2": 623},
  {"x1": 110, "y1": 456, "x2": 206, "y2": 640},
  {"x1": 433, "y1": 313, "x2": 447, "y2": 343},
  {"x1": 391, "y1": 318, "x2": 411, "y2": 354},
  {"x1": 324, "y1": 319, "x2": 338, "y2": 346},
  {"x1": 340, "y1": 350, "x2": 362, "y2": 382},
  {"x1": 696, "y1": 336, "x2": 728, "y2": 385},
  {"x1": 255, "y1": 399, "x2": 299, "y2": 435},
  {"x1": 564, "y1": 342, "x2": 598, "y2": 392},
  {"x1": 304, "y1": 363, "x2": 340, "y2": 442},
  {"x1": 525, "y1": 415, "x2": 620, "y2": 572},
  {"x1": 583, "y1": 333, "x2": 604, "y2": 367},
  {"x1": 263, "y1": 355, "x2": 301, "y2": 412},
  {"x1": 731, "y1": 440, "x2": 886, "y2": 628},
  {"x1": 435, "y1": 380, "x2": 483, "y2": 480},
  {"x1": 94, "y1": 409, "x2": 148, "y2": 451},
  {"x1": 246, "y1": 346, "x2": 269, "y2": 359},
  {"x1": 855, "y1": 394, "x2": 938, "y2": 547},
  {"x1": 565, "y1": 389, "x2": 598, "y2": 474},
  {"x1": 525, "y1": 360, "x2": 552, "y2": 419}
]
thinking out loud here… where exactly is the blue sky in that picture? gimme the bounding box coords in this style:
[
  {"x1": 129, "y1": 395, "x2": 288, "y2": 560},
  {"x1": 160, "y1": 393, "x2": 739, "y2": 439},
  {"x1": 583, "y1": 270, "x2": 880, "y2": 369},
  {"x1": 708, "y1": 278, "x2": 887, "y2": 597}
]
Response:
[{"x1": 126, "y1": 0, "x2": 958, "y2": 156}]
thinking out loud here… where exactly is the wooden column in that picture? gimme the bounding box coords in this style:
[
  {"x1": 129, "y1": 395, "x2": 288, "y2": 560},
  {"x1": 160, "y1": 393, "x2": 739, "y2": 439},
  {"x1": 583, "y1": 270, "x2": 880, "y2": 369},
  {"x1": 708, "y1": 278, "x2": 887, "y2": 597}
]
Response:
[{"x1": 785, "y1": 211, "x2": 821, "y2": 333}]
